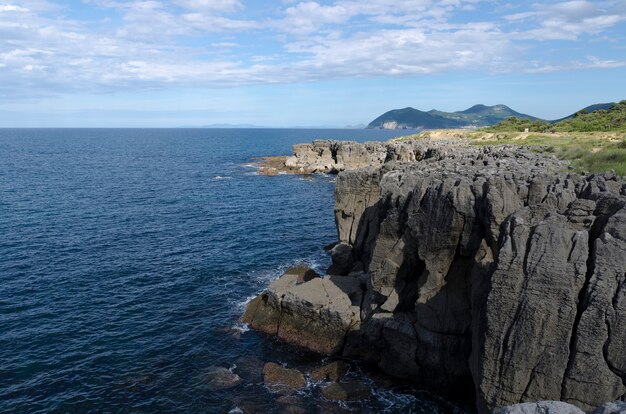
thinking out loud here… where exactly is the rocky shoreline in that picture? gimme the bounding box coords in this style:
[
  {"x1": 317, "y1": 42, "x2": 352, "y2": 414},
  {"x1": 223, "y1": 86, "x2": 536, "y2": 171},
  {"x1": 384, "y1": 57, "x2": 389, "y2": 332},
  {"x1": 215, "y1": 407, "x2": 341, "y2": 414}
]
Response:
[{"x1": 244, "y1": 139, "x2": 626, "y2": 413}]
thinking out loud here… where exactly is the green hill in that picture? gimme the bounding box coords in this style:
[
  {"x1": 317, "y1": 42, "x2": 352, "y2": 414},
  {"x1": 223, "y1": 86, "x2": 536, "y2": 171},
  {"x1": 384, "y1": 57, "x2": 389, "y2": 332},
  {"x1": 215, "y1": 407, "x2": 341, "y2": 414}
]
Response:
[
  {"x1": 367, "y1": 104, "x2": 536, "y2": 130},
  {"x1": 486, "y1": 101, "x2": 626, "y2": 133}
]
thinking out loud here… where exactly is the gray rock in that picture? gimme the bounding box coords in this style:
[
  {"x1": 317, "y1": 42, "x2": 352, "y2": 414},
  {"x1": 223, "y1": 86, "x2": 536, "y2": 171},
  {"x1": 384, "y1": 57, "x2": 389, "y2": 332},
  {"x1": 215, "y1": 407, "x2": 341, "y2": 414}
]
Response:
[
  {"x1": 245, "y1": 139, "x2": 626, "y2": 414},
  {"x1": 328, "y1": 243, "x2": 354, "y2": 275},
  {"x1": 589, "y1": 401, "x2": 626, "y2": 414},
  {"x1": 493, "y1": 401, "x2": 585, "y2": 414}
]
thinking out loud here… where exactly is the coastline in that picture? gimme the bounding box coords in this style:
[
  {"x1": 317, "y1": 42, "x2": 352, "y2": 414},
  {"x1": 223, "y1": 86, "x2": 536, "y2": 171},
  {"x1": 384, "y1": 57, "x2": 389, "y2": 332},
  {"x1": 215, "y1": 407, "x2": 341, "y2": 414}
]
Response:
[{"x1": 244, "y1": 137, "x2": 626, "y2": 413}]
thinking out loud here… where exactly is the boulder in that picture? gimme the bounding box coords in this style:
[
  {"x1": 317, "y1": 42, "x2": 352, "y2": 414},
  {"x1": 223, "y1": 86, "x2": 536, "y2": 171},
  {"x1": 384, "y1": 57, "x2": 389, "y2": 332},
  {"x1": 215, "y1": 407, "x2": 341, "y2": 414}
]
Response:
[
  {"x1": 204, "y1": 366, "x2": 242, "y2": 390},
  {"x1": 320, "y1": 381, "x2": 371, "y2": 401},
  {"x1": 310, "y1": 361, "x2": 348, "y2": 382},
  {"x1": 262, "y1": 363, "x2": 306, "y2": 392}
]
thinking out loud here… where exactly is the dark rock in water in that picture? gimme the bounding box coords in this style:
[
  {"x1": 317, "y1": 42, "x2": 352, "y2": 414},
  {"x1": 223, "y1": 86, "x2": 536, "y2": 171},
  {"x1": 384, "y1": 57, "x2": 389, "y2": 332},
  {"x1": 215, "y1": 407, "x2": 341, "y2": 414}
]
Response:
[
  {"x1": 310, "y1": 361, "x2": 348, "y2": 382},
  {"x1": 275, "y1": 395, "x2": 307, "y2": 414},
  {"x1": 589, "y1": 401, "x2": 626, "y2": 414},
  {"x1": 493, "y1": 401, "x2": 584, "y2": 414},
  {"x1": 263, "y1": 362, "x2": 306, "y2": 392},
  {"x1": 246, "y1": 140, "x2": 626, "y2": 413},
  {"x1": 204, "y1": 366, "x2": 242, "y2": 390},
  {"x1": 320, "y1": 381, "x2": 371, "y2": 401},
  {"x1": 235, "y1": 355, "x2": 264, "y2": 383}
]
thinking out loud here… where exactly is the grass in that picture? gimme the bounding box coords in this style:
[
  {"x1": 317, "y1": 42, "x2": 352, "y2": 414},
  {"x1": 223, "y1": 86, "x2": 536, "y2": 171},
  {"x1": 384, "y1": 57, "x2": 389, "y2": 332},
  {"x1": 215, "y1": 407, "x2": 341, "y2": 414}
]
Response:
[{"x1": 392, "y1": 130, "x2": 626, "y2": 176}]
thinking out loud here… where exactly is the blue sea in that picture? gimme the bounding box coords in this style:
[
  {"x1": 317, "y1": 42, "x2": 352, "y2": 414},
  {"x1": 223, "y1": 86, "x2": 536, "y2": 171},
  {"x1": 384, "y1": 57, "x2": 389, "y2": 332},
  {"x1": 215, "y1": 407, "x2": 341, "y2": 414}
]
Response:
[{"x1": 0, "y1": 128, "x2": 468, "y2": 413}]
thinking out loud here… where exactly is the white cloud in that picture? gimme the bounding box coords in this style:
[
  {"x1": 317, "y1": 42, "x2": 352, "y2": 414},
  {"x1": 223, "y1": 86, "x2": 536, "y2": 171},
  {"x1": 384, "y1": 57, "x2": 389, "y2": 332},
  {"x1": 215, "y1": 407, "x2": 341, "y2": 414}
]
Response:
[
  {"x1": 0, "y1": 0, "x2": 624, "y2": 101},
  {"x1": 0, "y1": 4, "x2": 30, "y2": 12},
  {"x1": 507, "y1": 0, "x2": 626, "y2": 40}
]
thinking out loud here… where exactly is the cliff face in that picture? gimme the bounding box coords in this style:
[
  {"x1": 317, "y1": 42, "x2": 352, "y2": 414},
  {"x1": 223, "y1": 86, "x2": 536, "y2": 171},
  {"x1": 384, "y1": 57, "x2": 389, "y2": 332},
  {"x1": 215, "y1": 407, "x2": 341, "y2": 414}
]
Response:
[{"x1": 243, "y1": 140, "x2": 626, "y2": 413}]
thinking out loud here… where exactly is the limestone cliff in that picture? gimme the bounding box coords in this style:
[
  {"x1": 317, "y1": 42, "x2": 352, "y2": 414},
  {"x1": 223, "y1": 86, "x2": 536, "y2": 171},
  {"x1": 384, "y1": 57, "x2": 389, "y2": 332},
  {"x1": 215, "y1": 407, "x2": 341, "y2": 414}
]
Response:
[{"x1": 243, "y1": 140, "x2": 626, "y2": 413}]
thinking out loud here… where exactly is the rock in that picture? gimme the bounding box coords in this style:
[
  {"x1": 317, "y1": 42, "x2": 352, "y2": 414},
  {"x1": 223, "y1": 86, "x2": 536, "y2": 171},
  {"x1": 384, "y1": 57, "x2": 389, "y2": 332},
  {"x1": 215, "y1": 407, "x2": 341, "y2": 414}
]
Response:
[
  {"x1": 284, "y1": 265, "x2": 320, "y2": 284},
  {"x1": 262, "y1": 363, "x2": 306, "y2": 392},
  {"x1": 320, "y1": 381, "x2": 371, "y2": 401},
  {"x1": 275, "y1": 395, "x2": 307, "y2": 414},
  {"x1": 328, "y1": 243, "x2": 354, "y2": 275},
  {"x1": 589, "y1": 401, "x2": 626, "y2": 414},
  {"x1": 245, "y1": 139, "x2": 626, "y2": 414},
  {"x1": 493, "y1": 401, "x2": 585, "y2": 414},
  {"x1": 234, "y1": 355, "x2": 264, "y2": 383},
  {"x1": 310, "y1": 361, "x2": 348, "y2": 382},
  {"x1": 243, "y1": 273, "x2": 362, "y2": 355},
  {"x1": 204, "y1": 366, "x2": 242, "y2": 390},
  {"x1": 257, "y1": 167, "x2": 280, "y2": 176}
]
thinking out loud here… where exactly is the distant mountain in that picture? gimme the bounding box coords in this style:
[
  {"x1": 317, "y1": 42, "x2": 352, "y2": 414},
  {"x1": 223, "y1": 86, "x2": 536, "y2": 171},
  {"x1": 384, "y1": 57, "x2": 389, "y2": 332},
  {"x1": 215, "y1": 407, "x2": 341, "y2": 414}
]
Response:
[
  {"x1": 366, "y1": 104, "x2": 537, "y2": 130},
  {"x1": 551, "y1": 102, "x2": 615, "y2": 123},
  {"x1": 367, "y1": 104, "x2": 538, "y2": 130}
]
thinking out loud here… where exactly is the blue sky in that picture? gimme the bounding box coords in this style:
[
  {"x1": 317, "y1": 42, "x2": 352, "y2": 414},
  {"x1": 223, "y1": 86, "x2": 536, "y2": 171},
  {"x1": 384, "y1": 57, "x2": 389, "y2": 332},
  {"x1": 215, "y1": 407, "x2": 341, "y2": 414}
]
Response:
[{"x1": 1, "y1": 0, "x2": 625, "y2": 127}]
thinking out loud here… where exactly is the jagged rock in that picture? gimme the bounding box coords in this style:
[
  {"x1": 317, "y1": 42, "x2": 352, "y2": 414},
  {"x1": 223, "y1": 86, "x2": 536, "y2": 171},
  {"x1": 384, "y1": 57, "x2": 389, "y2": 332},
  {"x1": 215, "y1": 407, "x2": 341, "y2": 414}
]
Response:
[
  {"x1": 242, "y1": 273, "x2": 362, "y2": 355},
  {"x1": 319, "y1": 381, "x2": 371, "y2": 401},
  {"x1": 245, "y1": 139, "x2": 626, "y2": 414},
  {"x1": 589, "y1": 401, "x2": 626, "y2": 414},
  {"x1": 493, "y1": 401, "x2": 585, "y2": 414},
  {"x1": 310, "y1": 360, "x2": 348, "y2": 382},
  {"x1": 263, "y1": 363, "x2": 306, "y2": 392},
  {"x1": 204, "y1": 366, "x2": 242, "y2": 390}
]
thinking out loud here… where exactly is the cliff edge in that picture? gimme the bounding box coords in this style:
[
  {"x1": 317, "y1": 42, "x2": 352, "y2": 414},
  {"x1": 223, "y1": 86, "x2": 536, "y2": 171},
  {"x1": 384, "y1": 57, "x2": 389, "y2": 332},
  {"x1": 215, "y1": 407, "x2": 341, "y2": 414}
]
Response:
[{"x1": 243, "y1": 140, "x2": 626, "y2": 413}]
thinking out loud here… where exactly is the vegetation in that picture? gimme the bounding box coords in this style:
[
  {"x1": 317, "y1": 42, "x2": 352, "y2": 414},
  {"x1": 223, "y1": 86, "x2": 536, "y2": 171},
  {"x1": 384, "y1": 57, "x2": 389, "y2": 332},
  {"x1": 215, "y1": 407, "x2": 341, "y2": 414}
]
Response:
[
  {"x1": 391, "y1": 128, "x2": 626, "y2": 176},
  {"x1": 485, "y1": 101, "x2": 626, "y2": 133},
  {"x1": 472, "y1": 132, "x2": 626, "y2": 176}
]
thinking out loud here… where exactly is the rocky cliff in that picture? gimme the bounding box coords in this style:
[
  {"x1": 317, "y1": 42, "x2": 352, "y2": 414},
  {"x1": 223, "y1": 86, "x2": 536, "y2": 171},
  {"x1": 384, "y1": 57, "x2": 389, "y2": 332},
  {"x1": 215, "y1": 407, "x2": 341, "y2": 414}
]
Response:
[{"x1": 243, "y1": 140, "x2": 626, "y2": 413}]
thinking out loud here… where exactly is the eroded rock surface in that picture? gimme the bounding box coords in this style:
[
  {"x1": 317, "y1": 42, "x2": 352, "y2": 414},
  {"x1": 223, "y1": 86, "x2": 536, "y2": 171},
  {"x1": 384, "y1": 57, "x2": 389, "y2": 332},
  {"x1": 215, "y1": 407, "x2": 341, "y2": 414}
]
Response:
[{"x1": 244, "y1": 140, "x2": 626, "y2": 413}]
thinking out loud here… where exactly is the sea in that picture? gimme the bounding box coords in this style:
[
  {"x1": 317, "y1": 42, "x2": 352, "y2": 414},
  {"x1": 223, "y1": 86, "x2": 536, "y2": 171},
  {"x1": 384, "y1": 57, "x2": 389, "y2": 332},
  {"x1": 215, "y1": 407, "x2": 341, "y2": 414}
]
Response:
[{"x1": 0, "y1": 128, "x2": 469, "y2": 413}]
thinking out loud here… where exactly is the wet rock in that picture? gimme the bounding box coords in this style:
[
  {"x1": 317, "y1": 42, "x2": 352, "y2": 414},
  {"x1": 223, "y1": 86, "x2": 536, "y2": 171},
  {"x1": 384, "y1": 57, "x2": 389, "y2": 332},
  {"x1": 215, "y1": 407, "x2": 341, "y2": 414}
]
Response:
[
  {"x1": 493, "y1": 401, "x2": 585, "y2": 414},
  {"x1": 204, "y1": 366, "x2": 242, "y2": 390},
  {"x1": 234, "y1": 355, "x2": 264, "y2": 383},
  {"x1": 276, "y1": 395, "x2": 307, "y2": 414},
  {"x1": 263, "y1": 363, "x2": 306, "y2": 392},
  {"x1": 320, "y1": 381, "x2": 371, "y2": 401},
  {"x1": 310, "y1": 361, "x2": 348, "y2": 382}
]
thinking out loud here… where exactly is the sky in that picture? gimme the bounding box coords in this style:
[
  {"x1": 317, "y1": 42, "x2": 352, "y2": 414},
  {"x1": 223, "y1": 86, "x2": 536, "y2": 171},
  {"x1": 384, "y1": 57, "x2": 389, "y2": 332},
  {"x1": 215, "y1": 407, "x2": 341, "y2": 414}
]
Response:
[{"x1": 0, "y1": 0, "x2": 625, "y2": 127}]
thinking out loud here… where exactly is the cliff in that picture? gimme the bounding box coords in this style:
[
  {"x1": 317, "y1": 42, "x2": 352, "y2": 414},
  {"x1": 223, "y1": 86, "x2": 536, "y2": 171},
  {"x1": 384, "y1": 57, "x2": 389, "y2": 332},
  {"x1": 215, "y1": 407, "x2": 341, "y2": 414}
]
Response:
[{"x1": 243, "y1": 140, "x2": 626, "y2": 413}]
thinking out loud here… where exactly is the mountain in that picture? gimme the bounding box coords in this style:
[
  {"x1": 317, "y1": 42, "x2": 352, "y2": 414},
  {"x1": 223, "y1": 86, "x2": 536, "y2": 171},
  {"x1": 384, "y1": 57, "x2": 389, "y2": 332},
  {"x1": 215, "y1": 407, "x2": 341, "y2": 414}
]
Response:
[{"x1": 367, "y1": 104, "x2": 537, "y2": 130}]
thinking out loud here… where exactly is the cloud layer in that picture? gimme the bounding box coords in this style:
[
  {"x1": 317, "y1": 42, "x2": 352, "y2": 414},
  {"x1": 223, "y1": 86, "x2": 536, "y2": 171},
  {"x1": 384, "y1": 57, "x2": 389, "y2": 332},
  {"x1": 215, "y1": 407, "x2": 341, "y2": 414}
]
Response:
[{"x1": 0, "y1": 0, "x2": 625, "y2": 99}]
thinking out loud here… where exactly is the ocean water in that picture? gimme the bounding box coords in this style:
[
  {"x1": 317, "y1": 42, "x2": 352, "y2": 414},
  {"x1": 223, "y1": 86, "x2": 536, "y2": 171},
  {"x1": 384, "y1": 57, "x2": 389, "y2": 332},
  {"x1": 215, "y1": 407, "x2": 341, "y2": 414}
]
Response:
[{"x1": 0, "y1": 128, "x2": 468, "y2": 413}]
